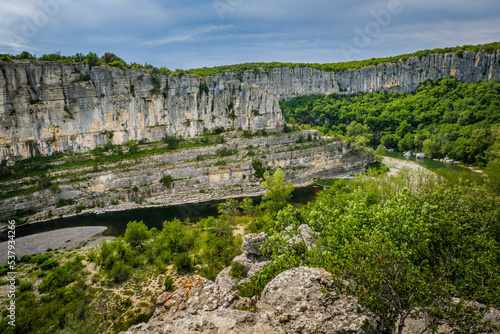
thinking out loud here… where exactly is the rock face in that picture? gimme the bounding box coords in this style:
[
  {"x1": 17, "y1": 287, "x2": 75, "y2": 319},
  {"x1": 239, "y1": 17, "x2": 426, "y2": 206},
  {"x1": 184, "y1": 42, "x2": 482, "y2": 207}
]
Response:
[
  {"x1": 233, "y1": 51, "x2": 500, "y2": 100},
  {"x1": 0, "y1": 130, "x2": 373, "y2": 221},
  {"x1": 0, "y1": 62, "x2": 283, "y2": 161},
  {"x1": 1, "y1": 50, "x2": 499, "y2": 161},
  {"x1": 216, "y1": 232, "x2": 271, "y2": 291},
  {"x1": 125, "y1": 267, "x2": 375, "y2": 334}
]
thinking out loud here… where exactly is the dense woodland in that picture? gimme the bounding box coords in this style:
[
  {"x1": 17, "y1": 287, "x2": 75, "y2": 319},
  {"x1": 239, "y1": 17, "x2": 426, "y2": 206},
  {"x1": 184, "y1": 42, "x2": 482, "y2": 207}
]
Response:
[{"x1": 281, "y1": 78, "x2": 500, "y2": 167}]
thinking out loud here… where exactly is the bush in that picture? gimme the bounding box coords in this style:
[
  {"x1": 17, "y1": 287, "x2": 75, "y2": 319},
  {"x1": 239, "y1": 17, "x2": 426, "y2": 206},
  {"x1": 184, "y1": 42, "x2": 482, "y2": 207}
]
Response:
[
  {"x1": 38, "y1": 257, "x2": 84, "y2": 293},
  {"x1": 39, "y1": 259, "x2": 59, "y2": 270},
  {"x1": 162, "y1": 135, "x2": 183, "y2": 149},
  {"x1": 19, "y1": 281, "x2": 33, "y2": 293},
  {"x1": 109, "y1": 261, "x2": 131, "y2": 283},
  {"x1": 164, "y1": 276, "x2": 176, "y2": 291},
  {"x1": 230, "y1": 261, "x2": 246, "y2": 280},
  {"x1": 173, "y1": 253, "x2": 193, "y2": 274},
  {"x1": 124, "y1": 220, "x2": 150, "y2": 247},
  {"x1": 161, "y1": 175, "x2": 174, "y2": 188}
]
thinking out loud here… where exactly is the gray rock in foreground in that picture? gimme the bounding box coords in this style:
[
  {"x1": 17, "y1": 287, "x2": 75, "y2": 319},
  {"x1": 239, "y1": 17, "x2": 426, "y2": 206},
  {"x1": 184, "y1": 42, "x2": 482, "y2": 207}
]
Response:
[{"x1": 124, "y1": 267, "x2": 375, "y2": 334}]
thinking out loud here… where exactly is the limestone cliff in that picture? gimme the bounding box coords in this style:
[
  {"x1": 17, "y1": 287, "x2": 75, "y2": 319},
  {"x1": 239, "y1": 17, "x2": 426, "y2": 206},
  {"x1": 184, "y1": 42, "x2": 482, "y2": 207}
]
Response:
[
  {"x1": 0, "y1": 62, "x2": 282, "y2": 161},
  {"x1": 229, "y1": 51, "x2": 500, "y2": 100},
  {"x1": 0, "y1": 130, "x2": 373, "y2": 221}
]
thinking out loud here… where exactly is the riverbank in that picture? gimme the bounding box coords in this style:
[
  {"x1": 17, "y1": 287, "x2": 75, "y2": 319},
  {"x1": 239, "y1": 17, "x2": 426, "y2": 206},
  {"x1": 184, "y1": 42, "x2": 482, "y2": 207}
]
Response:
[
  {"x1": 0, "y1": 226, "x2": 109, "y2": 263},
  {"x1": 382, "y1": 156, "x2": 432, "y2": 176}
]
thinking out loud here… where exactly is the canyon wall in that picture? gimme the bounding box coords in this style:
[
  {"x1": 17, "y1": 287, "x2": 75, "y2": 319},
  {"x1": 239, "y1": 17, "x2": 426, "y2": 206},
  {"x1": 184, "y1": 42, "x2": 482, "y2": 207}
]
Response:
[
  {"x1": 1, "y1": 50, "x2": 499, "y2": 161},
  {"x1": 232, "y1": 51, "x2": 500, "y2": 100},
  {"x1": 0, "y1": 62, "x2": 282, "y2": 161},
  {"x1": 0, "y1": 130, "x2": 373, "y2": 221}
]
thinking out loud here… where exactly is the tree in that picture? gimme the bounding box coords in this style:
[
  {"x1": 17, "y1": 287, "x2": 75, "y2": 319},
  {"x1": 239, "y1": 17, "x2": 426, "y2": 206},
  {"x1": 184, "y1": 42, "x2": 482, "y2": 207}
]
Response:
[
  {"x1": 124, "y1": 220, "x2": 150, "y2": 247},
  {"x1": 260, "y1": 168, "x2": 294, "y2": 214},
  {"x1": 217, "y1": 198, "x2": 240, "y2": 222},
  {"x1": 240, "y1": 198, "x2": 255, "y2": 220}
]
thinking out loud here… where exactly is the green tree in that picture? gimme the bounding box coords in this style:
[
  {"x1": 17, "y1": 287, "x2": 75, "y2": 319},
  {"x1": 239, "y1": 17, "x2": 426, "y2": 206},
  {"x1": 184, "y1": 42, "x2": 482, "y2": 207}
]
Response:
[
  {"x1": 260, "y1": 168, "x2": 294, "y2": 214},
  {"x1": 217, "y1": 198, "x2": 240, "y2": 222},
  {"x1": 124, "y1": 220, "x2": 150, "y2": 247}
]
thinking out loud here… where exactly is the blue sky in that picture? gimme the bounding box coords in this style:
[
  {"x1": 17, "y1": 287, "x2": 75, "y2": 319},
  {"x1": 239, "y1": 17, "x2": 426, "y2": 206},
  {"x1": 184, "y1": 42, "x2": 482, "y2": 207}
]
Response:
[{"x1": 1, "y1": 0, "x2": 499, "y2": 69}]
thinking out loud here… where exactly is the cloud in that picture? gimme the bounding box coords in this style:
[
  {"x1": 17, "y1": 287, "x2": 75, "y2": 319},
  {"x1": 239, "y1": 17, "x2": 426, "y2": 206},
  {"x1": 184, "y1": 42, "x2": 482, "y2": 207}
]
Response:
[{"x1": 144, "y1": 25, "x2": 234, "y2": 46}]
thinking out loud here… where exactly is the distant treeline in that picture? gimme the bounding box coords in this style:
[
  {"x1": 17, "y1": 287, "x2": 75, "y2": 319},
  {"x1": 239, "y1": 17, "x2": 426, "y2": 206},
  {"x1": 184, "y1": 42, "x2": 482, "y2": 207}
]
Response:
[
  {"x1": 280, "y1": 78, "x2": 500, "y2": 166},
  {"x1": 1, "y1": 41, "x2": 499, "y2": 78},
  {"x1": 185, "y1": 41, "x2": 500, "y2": 77}
]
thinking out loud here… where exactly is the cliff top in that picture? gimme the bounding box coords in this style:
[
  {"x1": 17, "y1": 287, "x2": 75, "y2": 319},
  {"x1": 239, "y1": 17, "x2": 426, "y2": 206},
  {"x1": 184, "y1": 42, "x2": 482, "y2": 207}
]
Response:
[{"x1": 1, "y1": 41, "x2": 499, "y2": 78}]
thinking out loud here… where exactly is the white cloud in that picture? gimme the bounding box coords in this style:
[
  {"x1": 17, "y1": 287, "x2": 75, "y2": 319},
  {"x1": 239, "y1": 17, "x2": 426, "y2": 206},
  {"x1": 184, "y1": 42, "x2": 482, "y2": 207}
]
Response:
[{"x1": 144, "y1": 25, "x2": 234, "y2": 46}]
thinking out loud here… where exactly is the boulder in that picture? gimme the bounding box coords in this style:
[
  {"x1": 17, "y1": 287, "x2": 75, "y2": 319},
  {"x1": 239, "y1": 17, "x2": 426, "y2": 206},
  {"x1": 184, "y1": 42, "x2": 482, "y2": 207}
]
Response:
[
  {"x1": 241, "y1": 232, "x2": 268, "y2": 256},
  {"x1": 284, "y1": 224, "x2": 317, "y2": 250},
  {"x1": 125, "y1": 267, "x2": 375, "y2": 334}
]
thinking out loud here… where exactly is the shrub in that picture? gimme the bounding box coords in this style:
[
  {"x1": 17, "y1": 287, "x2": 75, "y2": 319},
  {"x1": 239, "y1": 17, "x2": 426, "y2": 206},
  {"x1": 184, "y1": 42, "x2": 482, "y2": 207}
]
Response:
[
  {"x1": 161, "y1": 175, "x2": 174, "y2": 188},
  {"x1": 230, "y1": 261, "x2": 246, "y2": 280},
  {"x1": 109, "y1": 261, "x2": 131, "y2": 283},
  {"x1": 162, "y1": 135, "x2": 183, "y2": 149},
  {"x1": 164, "y1": 276, "x2": 175, "y2": 291},
  {"x1": 38, "y1": 257, "x2": 84, "y2": 293},
  {"x1": 124, "y1": 220, "x2": 150, "y2": 247},
  {"x1": 173, "y1": 253, "x2": 193, "y2": 274},
  {"x1": 40, "y1": 259, "x2": 59, "y2": 270},
  {"x1": 19, "y1": 281, "x2": 33, "y2": 293}
]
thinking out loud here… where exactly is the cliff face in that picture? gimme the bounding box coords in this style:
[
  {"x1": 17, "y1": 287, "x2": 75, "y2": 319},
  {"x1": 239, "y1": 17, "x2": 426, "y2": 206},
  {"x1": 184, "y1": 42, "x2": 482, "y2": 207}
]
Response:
[
  {"x1": 1, "y1": 51, "x2": 498, "y2": 161},
  {"x1": 0, "y1": 62, "x2": 282, "y2": 161},
  {"x1": 234, "y1": 51, "x2": 500, "y2": 100},
  {"x1": 0, "y1": 130, "x2": 373, "y2": 221}
]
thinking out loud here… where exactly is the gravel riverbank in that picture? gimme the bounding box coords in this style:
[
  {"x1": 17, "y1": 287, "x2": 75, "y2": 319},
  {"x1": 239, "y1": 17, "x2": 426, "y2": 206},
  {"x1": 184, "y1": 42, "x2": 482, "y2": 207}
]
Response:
[{"x1": 0, "y1": 226, "x2": 108, "y2": 263}]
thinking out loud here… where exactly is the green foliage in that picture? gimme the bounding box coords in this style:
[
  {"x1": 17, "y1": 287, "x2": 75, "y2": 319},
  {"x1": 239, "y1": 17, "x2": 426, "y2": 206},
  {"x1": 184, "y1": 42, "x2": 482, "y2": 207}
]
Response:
[
  {"x1": 124, "y1": 220, "x2": 150, "y2": 247},
  {"x1": 38, "y1": 257, "x2": 84, "y2": 293},
  {"x1": 367, "y1": 161, "x2": 389, "y2": 175},
  {"x1": 230, "y1": 261, "x2": 246, "y2": 280},
  {"x1": 162, "y1": 135, "x2": 184, "y2": 149},
  {"x1": 161, "y1": 175, "x2": 174, "y2": 188},
  {"x1": 252, "y1": 159, "x2": 267, "y2": 179},
  {"x1": 217, "y1": 198, "x2": 240, "y2": 221},
  {"x1": 164, "y1": 276, "x2": 176, "y2": 291},
  {"x1": 173, "y1": 253, "x2": 193, "y2": 274},
  {"x1": 259, "y1": 168, "x2": 295, "y2": 214},
  {"x1": 281, "y1": 78, "x2": 500, "y2": 165}
]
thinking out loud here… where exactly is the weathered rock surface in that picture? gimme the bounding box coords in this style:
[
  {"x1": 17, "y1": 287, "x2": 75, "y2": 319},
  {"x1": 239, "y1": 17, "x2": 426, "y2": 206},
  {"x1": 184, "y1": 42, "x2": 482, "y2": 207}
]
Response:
[
  {"x1": 232, "y1": 51, "x2": 500, "y2": 100},
  {"x1": 1, "y1": 50, "x2": 499, "y2": 161},
  {"x1": 0, "y1": 130, "x2": 373, "y2": 220},
  {"x1": 0, "y1": 62, "x2": 283, "y2": 161},
  {"x1": 241, "y1": 232, "x2": 268, "y2": 256},
  {"x1": 216, "y1": 232, "x2": 272, "y2": 290},
  {"x1": 124, "y1": 267, "x2": 375, "y2": 334}
]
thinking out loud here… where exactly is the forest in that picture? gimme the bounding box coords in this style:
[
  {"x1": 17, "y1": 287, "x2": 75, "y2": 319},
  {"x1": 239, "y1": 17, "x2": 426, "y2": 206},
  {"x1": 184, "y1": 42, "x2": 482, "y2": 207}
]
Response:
[{"x1": 281, "y1": 78, "x2": 500, "y2": 167}]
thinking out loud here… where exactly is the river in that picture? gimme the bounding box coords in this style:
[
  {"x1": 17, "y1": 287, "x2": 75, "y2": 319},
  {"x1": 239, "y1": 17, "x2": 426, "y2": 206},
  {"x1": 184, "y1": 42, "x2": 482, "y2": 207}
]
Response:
[
  {"x1": 0, "y1": 185, "x2": 323, "y2": 241},
  {"x1": 0, "y1": 153, "x2": 473, "y2": 241}
]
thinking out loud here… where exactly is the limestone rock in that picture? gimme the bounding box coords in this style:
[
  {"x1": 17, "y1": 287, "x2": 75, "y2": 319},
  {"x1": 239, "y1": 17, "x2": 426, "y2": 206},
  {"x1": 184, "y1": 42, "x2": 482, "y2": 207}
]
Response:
[
  {"x1": 124, "y1": 267, "x2": 375, "y2": 334},
  {"x1": 241, "y1": 232, "x2": 268, "y2": 256},
  {"x1": 257, "y1": 267, "x2": 373, "y2": 333},
  {"x1": 284, "y1": 224, "x2": 317, "y2": 250},
  {"x1": 214, "y1": 266, "x2": 238, "y2": 291}
]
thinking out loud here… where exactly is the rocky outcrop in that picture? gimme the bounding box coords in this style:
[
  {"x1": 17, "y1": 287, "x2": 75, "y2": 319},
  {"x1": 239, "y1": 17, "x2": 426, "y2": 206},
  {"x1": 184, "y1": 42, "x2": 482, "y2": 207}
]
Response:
[
  {"x1": 125, "y1": 267, "x2": 375, "y2": 334},
  {"x1": 0, "y1": 130, "x2": 373, "y2": 220},
  {"x1": 216, "y1": 232, "x2": 271, "y2": 291},
  {"x1": 0, "y1": 61, "x2": 283, "y2": 161},
  {"x1": 232, "y1": 51, "x2": 500, "y2": 100}
]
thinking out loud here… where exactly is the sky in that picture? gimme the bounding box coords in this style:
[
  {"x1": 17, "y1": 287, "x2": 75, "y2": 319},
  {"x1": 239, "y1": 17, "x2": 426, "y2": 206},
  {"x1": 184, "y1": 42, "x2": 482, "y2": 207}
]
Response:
[{"x1": 0, "y1": 0, "x2": 499, "y2": 70}]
